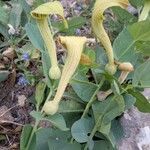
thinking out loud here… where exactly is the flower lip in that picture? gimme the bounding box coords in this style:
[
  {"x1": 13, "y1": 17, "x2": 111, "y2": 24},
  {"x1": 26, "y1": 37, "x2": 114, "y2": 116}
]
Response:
[
  {"x1": 30, "y1": 1, "x2": 68, "y2": 28},
  {"x1": 92, "y1": 0, "x2": 129, "y2": 19},
  {"x1": 31, "y1": 1, "x2": 64, "y2": 16},
  {"x1": 58, "y1": 36, "x2": 87, "y2": 49}
]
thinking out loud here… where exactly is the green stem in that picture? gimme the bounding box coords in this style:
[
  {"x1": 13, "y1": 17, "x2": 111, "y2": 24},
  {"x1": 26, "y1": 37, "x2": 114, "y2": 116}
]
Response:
[
  {"x1": 41, "y1": 89, "x2": 53, "y2": 113},
  {"x1": 70, "y1": 76, "x2": 105, "y2": 143},
  {"x1": 84, "y1": 116, "x2": 102, "y2": 150},
  {"x1": 25, "y1": 89, "x2": 53, "y2": 149},
  {"x1": 81, "y1": 76, "x2": 105, "y2": 118},
  {"x1": 84, "y1": 91, "x2": 127, "y2": 150},
  {"x1": 25, "y1": 120, "x2": 39, "y2": 150}
]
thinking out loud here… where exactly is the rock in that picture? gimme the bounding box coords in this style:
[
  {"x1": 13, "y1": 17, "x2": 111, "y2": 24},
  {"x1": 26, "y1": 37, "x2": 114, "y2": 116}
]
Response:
[
  {"x1": 17, "y1": 95, "x2": 26, "y2": 107},
  {"x1": 117, "y1": 107, "x2": 150, "y2": 150}
]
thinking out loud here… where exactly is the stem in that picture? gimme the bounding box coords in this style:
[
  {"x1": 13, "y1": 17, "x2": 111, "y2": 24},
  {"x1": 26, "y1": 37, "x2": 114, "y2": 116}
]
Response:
[
  {"x1": 16, "y1": 34, "x2": 27, "y2": 44},
  {"x1": 83, "y1": 94, "x2": 117, "y2": 150},
  {"x1": 25, "y1": 120, "x2": 39, "y2": 150},
  {"x1": 81, "y1": 76, "x2": 105, "y2": 118},
  {"x1": 84, "y1": 117, "x2": 102, "y2": 150},
  {"x1": 41, "y1": 89, "x2": 53, "y2": 113},
  {"x1": 70, "y1": 76, "x2": 105, "y2": 143},
  {"x1": 84, "y1": 88, "x2": 129, "y2": 150},
  {"x1": 25, "y1": 89, "x2": 53, "y2": 149}
]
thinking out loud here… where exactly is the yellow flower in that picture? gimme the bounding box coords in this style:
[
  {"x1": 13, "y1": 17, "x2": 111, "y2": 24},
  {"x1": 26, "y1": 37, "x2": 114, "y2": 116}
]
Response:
[
  {"x1": 92, "y1": 0, "x2": 129, "y2": 75},
  {"x1": 31, "y1": 1, "x2": 68, "y2": 79},
  {"x1": 43, "y1": 36, "x2": 87, "y2": 115}
]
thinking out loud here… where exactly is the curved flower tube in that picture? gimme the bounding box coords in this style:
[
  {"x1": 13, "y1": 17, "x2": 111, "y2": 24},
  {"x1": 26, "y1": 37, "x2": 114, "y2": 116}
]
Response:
[
  {"x1": 43, "y1": 36, "x2": 87, "y2": 115},
  {"x1": 92, "y1": 0, "x2": 129, "y2": 75},
  {"x1": 31, "y1": 1, "x2": 68, "y2": 79}
]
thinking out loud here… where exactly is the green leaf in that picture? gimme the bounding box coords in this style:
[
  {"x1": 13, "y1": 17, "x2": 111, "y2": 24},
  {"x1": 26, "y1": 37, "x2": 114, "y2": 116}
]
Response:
[
  {"x1": 95, "y1": 45, "x2": 107, "y2": 66},
  {"x1": 92, "y1": 95, "x2": 125, "y2": 147},
  {"x1": 92, "y1": 94, "x2": 125, "y2": 127},
  {"x1": 71, "y1": 118, "x2": 94, "y2": 143},
  {"x1": 111, "y1": 119, "x2": 124, "y2": 142},
  {"x1": 0, "y1": 23, "x2": 9, "y2": 39},
  {"x1": 36, "y1": 128, "x2": 70, "y2": 150},
  {"x1": 44, "y1": 114, "x2": 69, "y2": 131},
  {"x1": 63, "y1": 89, "x2": 84, "y2": 104},
  {"x1": 112, "y1": 7, "x2": 137, "y2": 24},
  {"x1": 0, "y1": 6, "x2": 9, "y2": 25},
  {"x1": 113, "y1": 27, "x2": 138, "y2": 64},
  {"x1": 30, "y1": 111, "x2": 43, "y2": 121},
  {"x1": 0, "y1": 71, "x2": 9, "y2": 82},
  {"x1": 48, "y1": 140, "x2": 81, "y2": 150},
  {"x1": 84, "y1": 48, "x2": 96, "y2": 63},
  {"x1": 58, "y1": 99, "x2": 84, "y2": 113},
  {"x1": 123, "y1": 94, "x2": 136, "y2": 110},
  {"x1": 71, "y1": 77, "x2": 98, "y2": 102},
  {"x1": 135, "y1": 41, "x2": 150, "y2": 56},
  {"x1": 25, "y1": 23, "x2": 52, "y2": 88},
  {"x1": 128, "y1": 89, "x2": 150, "y2": 113},
  {"x1": 128, "y1": 20, "x2": 150, "y2": 42},
  {"x1": 20, "y1": 125, "x2": 36, "y2": 150},
  {"x1": 9, "y1": 3, "x2": 23, "y2": 28},
  {"x1": 35, "y1": 80, "x2": 46, "y2": 107},
  {"x1": 41, "y1": 51, "x2": 52, "y2": 88},
  {"x1": 91, "y1": 45, "x2": 107, "y2": 83},
  {"x1": 52, "y1": 16, "x2": 86, "y2": 35},
  {"x1": 19, "y1": 0, "x2": 31, "y2": 15},
  {"x1": 133, "y1": 60, "x2": 150, "y2": 88},
  {"x1": 129, "y1": 0, "x2": 144, "y2": 7},
  {"x1": 123, "y1": 20, "x2": 150, "y2": 57},
  {"x1": 93, "y1": 140, "x2": 115, "y2": 150},
  {"x1": 33, "y1": 0, "x2": 45, "y2": 8},
  {"x1": 25, "y1": 23, "x2": 44, "y2": 51},
  {"x1": 62, "y1": 113, "x2": 82, "y2": 129}
]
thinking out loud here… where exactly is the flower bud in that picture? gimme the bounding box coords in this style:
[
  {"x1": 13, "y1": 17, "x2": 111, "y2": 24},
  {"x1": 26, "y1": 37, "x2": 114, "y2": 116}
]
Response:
[
  {"x1": 105, "y1": 63, "x2": 117, "y2": 75},
  {"x1": 43, "y1": 101, "x2": 59, "y2": 115},
  {"x1": 49, "y1": 66, "x2": 61, "y2": 79},
  {"x1": 118, "y1": 62, "x2": 134, "y2": 72}
]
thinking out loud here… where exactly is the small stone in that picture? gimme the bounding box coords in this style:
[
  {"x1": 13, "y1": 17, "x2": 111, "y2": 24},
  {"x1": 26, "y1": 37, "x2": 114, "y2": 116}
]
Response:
[{"x1": 18, "y1": 95, "x2": 26, "y2": 107}]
